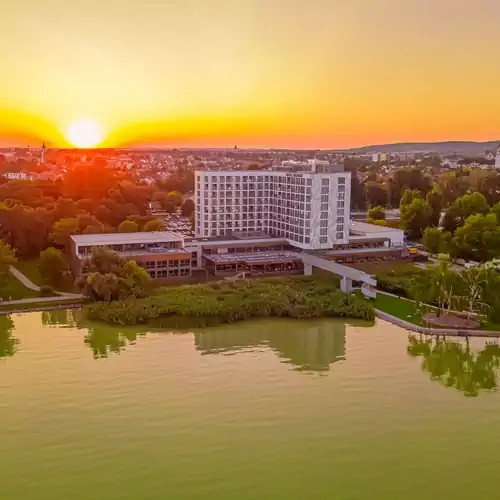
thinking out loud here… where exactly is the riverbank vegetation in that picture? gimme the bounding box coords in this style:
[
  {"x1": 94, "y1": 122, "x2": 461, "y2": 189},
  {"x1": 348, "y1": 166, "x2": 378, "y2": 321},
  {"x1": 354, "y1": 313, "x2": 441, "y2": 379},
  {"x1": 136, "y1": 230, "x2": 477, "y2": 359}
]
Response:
[{"x1": 85, "y1": 276, "x2": 375, "y2": 326}]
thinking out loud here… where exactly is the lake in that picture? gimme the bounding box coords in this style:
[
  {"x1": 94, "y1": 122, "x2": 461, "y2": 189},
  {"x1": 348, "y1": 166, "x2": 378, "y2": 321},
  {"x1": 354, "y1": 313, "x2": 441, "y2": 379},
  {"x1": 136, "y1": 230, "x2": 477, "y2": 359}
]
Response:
[{"x1": 1, "y1": 310, "x2": 500, "y2": 499}]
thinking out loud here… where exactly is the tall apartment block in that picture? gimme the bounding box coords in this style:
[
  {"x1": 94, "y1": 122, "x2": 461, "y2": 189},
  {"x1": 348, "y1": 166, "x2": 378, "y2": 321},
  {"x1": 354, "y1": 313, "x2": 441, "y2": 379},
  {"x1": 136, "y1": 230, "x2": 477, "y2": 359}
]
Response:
[{"x1": 195, "y1": 160, "x2": 351, "y2": 250}]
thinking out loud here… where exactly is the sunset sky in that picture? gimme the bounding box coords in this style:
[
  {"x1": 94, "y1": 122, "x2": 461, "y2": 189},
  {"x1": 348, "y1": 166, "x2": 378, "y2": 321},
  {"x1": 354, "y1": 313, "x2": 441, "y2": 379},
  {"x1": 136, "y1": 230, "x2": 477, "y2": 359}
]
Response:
[{"x1": 1, "y1": 0, "x2": 500, "y2": 149}]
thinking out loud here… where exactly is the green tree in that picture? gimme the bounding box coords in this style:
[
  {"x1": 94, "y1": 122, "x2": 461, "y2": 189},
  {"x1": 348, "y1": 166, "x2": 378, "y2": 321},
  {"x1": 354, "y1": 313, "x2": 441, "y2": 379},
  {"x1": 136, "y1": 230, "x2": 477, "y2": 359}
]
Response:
[
  {"x1": 367, "y1": 206, "x2": 385, "y2": 221},
  {"x1": 143, "y1": 219, "x2": 164, "y2": 232},
  {"x1": 50, "y1": 217, "x2": 79, "y2": 247},
  {"x1": 38, "y1": 247, "x2": 68, "y2": 284},
  {"x1": 181, "y1": 199, "x2": 195, "y2": 217},
  {"x1": 166, "y1": 191, "x2": 183, "y2": 207},
  {"x1": 422, "y1": 227, "x2": 442, "y2": 255},
  {"x1": 85, "y1": 247, "x2": 151, "y2": 302},
  {"x1": 400, "y1": 198, "x2": 433, "y2": 239},
  {"x1": 0, "y1": 240, "x2": 17, "y2": 285},
  {"x1": 426, "y1": 187, "x2": 443, "y2": 226},
  {"x1": 490, "y1": 202, "x2": 500, "y2": 225},
  {"x1": 453, "y1": 213, "x2": 500, "y2": 262},
  {"x1": 364, "y1": 181, "x2": 387, "y2": 207},
  {"x1": 118, "y1": 220, "x2": 139, "y2": 233}
]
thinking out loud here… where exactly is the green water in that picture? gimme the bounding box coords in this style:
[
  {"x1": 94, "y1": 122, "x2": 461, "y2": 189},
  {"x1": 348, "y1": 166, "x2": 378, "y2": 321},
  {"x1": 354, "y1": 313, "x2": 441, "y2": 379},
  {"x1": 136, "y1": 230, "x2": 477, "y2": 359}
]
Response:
[{"x1": 2, "y1": 311, "x2": 500, "y2": 499}]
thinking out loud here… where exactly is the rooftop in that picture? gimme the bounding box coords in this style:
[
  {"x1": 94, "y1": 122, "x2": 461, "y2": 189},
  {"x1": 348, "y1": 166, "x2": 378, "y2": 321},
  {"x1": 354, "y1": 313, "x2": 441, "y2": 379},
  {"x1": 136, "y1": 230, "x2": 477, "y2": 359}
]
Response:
[
  {"x1": 71, "y1": 231, "x2": 184, "y2": 246},
  {"x1": 349, "y1": 221, "x2": 403, "y2": 235}
]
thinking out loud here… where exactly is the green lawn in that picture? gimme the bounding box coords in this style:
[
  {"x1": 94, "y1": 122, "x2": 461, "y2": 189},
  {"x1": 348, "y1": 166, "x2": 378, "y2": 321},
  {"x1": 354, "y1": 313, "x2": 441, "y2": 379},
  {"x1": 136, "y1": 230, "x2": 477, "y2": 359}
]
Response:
[
  {"x1": 15, "y1": 259, "x2": 43, "y2": 286},
  {"x1": 346, "y1": 260, "x2": 418, "y2": 276},
  {"x1": 15, "y1": 258, "x2": 79, "y2": 294},
  {"x1": 370, "y1": 292, "x2": 426, "y2": 326},
  {"x1": 0, "y1": 274, "x2": 41, "y2": 301}
]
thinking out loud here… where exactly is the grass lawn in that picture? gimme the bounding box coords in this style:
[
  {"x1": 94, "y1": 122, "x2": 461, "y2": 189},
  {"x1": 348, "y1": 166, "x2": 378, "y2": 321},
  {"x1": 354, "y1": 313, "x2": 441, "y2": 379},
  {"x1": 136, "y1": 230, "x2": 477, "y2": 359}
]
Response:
[
  {"x1": 346, "y1": 260, "x2": 418, "y2": 276},
  {"x1": 371, "y1": 292, "x2": 426, "y2": 326},
  {"x1": 15, "y1": 258, "x2": 79, "y2": 294},
  {"x1": 0, "y1": 273, "x2": 41, "y2": 301},
  {"x1": 15, "y1": 259, "x2": 43, "y2": 286}
]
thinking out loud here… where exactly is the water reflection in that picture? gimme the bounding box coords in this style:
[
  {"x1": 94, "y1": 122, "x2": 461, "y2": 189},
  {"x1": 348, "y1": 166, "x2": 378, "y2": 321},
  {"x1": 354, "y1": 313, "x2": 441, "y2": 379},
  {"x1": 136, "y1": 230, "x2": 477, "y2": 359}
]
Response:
[
  {"x1": 42, "y1": 309, "x2": 77, "y2": 327},
  {"x1": 194, "y1": 320, "x2": 347, "y2": 372},
  {"x1": 0, "y1": 315, "x2": 19, "y2": 358},
  {"x1": 407, "y1": 334, "x2": 500, "y2": 397},
  {"x1": 83, "y1": 323, "x2": 148, "y2": 359}
]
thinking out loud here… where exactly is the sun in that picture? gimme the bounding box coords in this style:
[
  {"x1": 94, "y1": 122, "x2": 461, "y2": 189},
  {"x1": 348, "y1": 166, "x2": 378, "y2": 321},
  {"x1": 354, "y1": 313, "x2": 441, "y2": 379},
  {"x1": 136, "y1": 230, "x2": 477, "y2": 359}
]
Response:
[{"x1": 67, "y1": 119, "x2": 104, "y2": 148}]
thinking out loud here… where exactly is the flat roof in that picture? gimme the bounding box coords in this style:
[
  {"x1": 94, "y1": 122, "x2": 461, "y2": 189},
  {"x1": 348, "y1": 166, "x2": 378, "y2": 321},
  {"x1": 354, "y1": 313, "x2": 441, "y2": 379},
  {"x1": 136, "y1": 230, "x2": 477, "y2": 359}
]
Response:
[
  {"x1": 71, "y1": 231, "x2": 184, "y2": 246},
  {"x1": 184, "y1": 236, "x2": 286, "y2": 247},
  {"x1": 349, "y1": 221, "x2": 403, "y2": 235},
  {"x1": 204, "y1": 252, "x2": 300, "y2": 264}
]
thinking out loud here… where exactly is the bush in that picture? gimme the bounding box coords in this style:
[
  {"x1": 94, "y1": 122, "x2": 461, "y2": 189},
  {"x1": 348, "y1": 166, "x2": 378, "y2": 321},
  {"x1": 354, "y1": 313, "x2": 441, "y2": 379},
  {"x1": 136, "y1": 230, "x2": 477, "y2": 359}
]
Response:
[
  {"x1": 85, "y1": 276, "x2": 375, "y2": 326},
  {"x1": 437, "y1": 253, "x2": 450, "y2": 261},
  {"x1": 39, "y1": 285, "x2": 54, "y2": 296}
]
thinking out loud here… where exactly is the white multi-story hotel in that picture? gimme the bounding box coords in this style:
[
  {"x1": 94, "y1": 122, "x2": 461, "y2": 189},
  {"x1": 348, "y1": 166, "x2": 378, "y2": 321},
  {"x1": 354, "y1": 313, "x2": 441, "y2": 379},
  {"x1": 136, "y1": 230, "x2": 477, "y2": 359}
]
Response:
[{"x1": 195, "y1": 160, "x2": 351, "y2": 250}]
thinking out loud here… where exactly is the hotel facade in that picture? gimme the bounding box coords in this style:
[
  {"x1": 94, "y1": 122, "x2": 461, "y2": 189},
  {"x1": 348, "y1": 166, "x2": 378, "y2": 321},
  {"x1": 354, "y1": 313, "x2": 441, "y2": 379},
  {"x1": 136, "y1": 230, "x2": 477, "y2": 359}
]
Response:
[{"x1": 194, "y1": 160, "x2": 351, "y2": 250}]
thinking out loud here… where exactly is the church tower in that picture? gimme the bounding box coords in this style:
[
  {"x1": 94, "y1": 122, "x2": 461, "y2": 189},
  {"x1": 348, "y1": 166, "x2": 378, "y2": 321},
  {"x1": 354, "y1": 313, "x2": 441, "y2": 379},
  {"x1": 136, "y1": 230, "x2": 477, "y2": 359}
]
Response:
[{"x1": 41, "y1": 142, "x2": 46, "y2": 164}]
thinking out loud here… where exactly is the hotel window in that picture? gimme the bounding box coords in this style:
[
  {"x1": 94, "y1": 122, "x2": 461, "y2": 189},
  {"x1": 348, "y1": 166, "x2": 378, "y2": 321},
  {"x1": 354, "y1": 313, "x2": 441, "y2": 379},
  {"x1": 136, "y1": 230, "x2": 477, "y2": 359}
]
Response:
[
  {"x1": 322, "y1": 178, "x2": 329, "y2": 186},
  {"x1": 338, "y1": 185, "x2": 346, "y2": 193},
  {"x1": 320, "y1": 237, "x2": 328, "y2": 244},
  {"x1": 337, "y1": 216, "x2": 344, "y2": 223},
  {"x1": 336, "y1": 232, "x2": 344, "y2": 239},
  {"x1": 337, "y1": 201, "x2": 344, "y2": 208},
  {"x1": 321, "y1": 187, "x2": 329, "y2": 195},
  {"x1": 320, "y1": 228, "x2": 328, "y2": 236},
  {"x1": 321, "y1": 203, "x2": 329, "y2": 211},
  {"x1": 338, "y1": 177, "x2": 346, "y2": 185},
  {"x1": 321, "y1": 211, "x2": 328, "y2": 219},
  {"x1": 320, "y1": 220, "x2": 328, "y2": 227},
  {"x1": 338, "y1": 193, "x2": 345, "y2": 200},
  {"x1": 337, "y1": 224, "x2": 344, "y2": 232}
]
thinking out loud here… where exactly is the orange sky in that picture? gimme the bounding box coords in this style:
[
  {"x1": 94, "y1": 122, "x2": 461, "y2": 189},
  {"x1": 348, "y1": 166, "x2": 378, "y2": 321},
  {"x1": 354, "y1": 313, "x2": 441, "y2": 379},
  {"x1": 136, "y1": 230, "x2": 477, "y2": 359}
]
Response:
[{"x1": 1, "y1": 0, "x2": 500, "y2": 149}]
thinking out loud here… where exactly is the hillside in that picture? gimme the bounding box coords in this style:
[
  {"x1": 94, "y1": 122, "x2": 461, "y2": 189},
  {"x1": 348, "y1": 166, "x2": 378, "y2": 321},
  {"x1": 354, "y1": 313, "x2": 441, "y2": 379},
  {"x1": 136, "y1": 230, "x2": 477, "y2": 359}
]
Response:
[{"x1": 342, "y1": 141, "x2": 499, "y2": 155}]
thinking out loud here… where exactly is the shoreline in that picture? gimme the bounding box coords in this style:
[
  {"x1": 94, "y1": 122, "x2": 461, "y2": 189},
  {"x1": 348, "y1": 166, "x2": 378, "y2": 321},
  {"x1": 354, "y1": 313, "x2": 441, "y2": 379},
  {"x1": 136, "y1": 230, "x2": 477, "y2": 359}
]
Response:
[{"x1": 376, "y1": 310, "x2": 500, "y2": 338}]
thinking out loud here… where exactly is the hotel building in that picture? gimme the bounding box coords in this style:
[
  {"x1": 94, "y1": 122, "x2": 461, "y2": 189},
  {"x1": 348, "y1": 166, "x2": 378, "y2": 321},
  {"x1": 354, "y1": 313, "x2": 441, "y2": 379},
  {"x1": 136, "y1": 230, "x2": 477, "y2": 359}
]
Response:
[{"x1": 194, "y1": 160, "x2": 350, "y2": 250}]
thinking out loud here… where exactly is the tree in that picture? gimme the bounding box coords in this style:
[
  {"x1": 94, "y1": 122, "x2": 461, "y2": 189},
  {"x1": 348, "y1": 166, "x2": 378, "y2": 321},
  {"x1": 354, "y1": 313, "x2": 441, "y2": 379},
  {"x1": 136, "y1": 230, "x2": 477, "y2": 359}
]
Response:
[
  {"x1": 166, "y1": 191, "x2": 183, "y2": 207},
  {"x1": 364, "y1": 181, "x2": 387, "y2": 207},
  {"x1": 38, "y1": 247, "x2": 68, "y2": 284},
  {"x1": 181, "y1": 199, "x2": 195, "y2": 217},
  {"x1": 143, "y1": 219, "x2": 164, "y2": 232},
  {"x1": 400, "y1": 189, "x2": 421, "y2": 207},
  {"x1": 0, "y1": 240, "x2": 17, "y2": 285},
  {"x1": 84, "y1": 247, "x2": 151, "y2": 302},
  {"x1": 50, "y1": 218, "x2": 79, "y2": 248},
  {"x1": 118, "y1": 220, "x2": 139, "y2": 233},
  {"x1": 426, "y1": 187, "x2": 443, "y2": 227},
  {"x1": 422, "y1": 227, "x2": 442, "y2": 255},
  {"x1": 490, "y1": 203, "x2": 500, "y2": 225},
  {"x1": 400, "y1": 198, "x2": 433, "y2": 239},
  {"x1": 367, "y1": 206, "x2": 385, "y2": 221},
  {"x1": 453, "y1": 213, "x2": 500, "y2": 262}
]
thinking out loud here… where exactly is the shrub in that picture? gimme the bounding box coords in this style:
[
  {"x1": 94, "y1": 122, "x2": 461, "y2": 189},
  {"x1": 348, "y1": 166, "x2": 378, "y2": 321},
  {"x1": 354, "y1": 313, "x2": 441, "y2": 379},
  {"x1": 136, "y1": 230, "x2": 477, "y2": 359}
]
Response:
[
  {"x1": 39, "y1": 285, "x2": 54, "y2": 296},
  {"x1": 85, "y1": 276, "x2": 375, "y2": 326}
]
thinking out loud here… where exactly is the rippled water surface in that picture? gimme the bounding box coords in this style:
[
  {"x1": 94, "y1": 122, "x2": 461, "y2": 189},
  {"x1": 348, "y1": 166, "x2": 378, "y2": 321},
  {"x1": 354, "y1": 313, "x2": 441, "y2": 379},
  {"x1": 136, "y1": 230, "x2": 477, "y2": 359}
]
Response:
[{"x1": 2, "y1": 310, "x2": 500, "y2": 499}]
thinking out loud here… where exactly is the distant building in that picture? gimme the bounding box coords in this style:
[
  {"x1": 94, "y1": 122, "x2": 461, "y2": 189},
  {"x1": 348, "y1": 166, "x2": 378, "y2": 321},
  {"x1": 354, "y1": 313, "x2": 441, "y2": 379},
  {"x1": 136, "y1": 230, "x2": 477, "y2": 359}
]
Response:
[
  {"x1": 496, "y1": 145, "x2": 500, "y2": 169},
  {"x1": 371, "y1": 153, "x2": 380, "y2": 162},
  {"x1": 485, "y1": 150, "x2": 495, "y2": 161},
  {"x1": 2, "y1": 171, "x2": 34, "y2": 181}
]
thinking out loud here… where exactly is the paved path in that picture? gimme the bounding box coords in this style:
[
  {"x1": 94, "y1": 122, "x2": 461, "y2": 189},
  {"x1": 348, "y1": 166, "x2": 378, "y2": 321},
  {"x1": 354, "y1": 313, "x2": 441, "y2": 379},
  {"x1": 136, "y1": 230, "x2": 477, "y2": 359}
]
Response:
[
  {"x1": 8, "y1": 266, "x2": 84, "y2": 300},
  {"x1": 0, "y1": 296, "x2": 83, "y2": 306}
]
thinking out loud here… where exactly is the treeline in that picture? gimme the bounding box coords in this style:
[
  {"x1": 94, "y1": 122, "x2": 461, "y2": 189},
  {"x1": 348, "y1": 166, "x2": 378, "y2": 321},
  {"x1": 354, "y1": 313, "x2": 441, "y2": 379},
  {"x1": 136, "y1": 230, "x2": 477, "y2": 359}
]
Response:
[
  {"x1": 0, "y1": 163, "x2": 194, "y2": 256},
  {"x1": 349, "y1": 165, "x2": 500, "y2": 211}
]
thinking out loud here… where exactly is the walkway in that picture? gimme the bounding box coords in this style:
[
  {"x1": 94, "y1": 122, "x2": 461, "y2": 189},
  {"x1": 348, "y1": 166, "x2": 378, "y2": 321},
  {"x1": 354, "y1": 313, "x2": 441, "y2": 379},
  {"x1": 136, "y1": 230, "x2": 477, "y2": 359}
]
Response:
[{"x1": 8, "y1": 266, "x2": 84, "y2": 299}]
